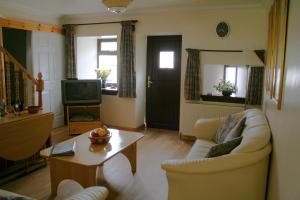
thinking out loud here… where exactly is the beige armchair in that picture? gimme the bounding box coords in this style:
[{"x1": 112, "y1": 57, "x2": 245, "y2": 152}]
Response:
[
  {"x1": 55, "y1": 179, "x2": 109, "y2": 200},
  {"x1": 161, "y1": 109, "x2": 271, "y2": 200}
]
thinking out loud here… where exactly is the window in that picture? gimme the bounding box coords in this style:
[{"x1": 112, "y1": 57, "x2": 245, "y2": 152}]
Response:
[
  {"x1": 97, "y1": 35, "x2": 118, "y2": 88},
  {"x1": 159, "y1": 51, "x2": 174, "y2": 69},
  {"x1": 202, "y1": 64, "x2": 247, "y2": 98}
]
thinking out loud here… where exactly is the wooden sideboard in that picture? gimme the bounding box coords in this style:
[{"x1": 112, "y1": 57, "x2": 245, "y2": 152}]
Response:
[{"x1": 0, "y1": 111, "x2": 53, "y2": 185}]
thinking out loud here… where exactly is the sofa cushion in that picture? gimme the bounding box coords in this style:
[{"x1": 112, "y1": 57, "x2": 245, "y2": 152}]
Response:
[
  {"x1": 186, "y1": 139, "x2": 216, "y2": 160},
  {"x1": 213, "y1": 115, "x2": 241, "y2": 144},
  {"x1": 224, "y1": 117, "x2": 246, "y2": 142},
  {"x1": 205, "y1": 136, "x2": 243, "y2": 158},
  {"x1": 231, "y1": 109, "x2": 271, "y2": 153}
]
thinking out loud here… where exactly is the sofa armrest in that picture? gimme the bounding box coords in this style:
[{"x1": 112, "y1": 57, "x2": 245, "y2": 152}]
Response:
[
  {"x1": 193, "y1": 117, "x2": 225, "y2": 140},
  {"x1": 161, "y1": 144, "x2": 271, "y2": 174}
]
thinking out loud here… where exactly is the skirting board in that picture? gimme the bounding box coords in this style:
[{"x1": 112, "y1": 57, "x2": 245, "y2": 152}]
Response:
[
  {"x1": 179, "y1": 132, "x2": 196, "y2": 141},
  {"x1": 107, "y1": 124, "x2": 145, "y2": 132}
]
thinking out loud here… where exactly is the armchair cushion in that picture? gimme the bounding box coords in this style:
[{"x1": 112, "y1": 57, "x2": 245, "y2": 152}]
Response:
[
  {"x1": 213, "y1": 114, "x2": 242, "y2": 144},
  {"x1": 224, "y1": 117, "x2": 246, "y2": 142},
  {"x1": 205, "y1": 136, "x2": 243, "y2": 158}
]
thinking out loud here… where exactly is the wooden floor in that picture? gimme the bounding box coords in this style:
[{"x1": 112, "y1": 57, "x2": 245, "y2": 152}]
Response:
[{"x1": 1, "y1": 127, "x2": 193, "y2": 200}]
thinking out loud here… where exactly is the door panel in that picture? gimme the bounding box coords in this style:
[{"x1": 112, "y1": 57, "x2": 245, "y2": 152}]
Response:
[
  {"x1": 32, "y1": 31, "x2": 64, "y2": 128},
  {"x1": 146, "y1": 35, "x2": 182, "y2": 130}
]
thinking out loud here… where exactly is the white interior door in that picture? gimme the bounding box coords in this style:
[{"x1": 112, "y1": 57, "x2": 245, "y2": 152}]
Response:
[{"x1": 32, "y1": 31, "x2": 64, "y2": 128}]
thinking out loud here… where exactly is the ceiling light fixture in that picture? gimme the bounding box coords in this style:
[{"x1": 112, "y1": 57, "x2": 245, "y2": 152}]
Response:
[{"x1": 102, "y1": 0, "x2": 133, "y2": 14}]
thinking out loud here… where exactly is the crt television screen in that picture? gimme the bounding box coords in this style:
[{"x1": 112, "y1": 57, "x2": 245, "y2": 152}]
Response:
[{"x1": 65, "y1": 81, "x2": 99, "y2": 101}]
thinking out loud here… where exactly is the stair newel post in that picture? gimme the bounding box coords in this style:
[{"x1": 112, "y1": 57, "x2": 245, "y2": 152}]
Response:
[
  {"x1": 36, "y1": 72, "x2": 44, "y2": 109},
  {"x1": 31, "y1": 80, "x2": 35, "y2": 106}
]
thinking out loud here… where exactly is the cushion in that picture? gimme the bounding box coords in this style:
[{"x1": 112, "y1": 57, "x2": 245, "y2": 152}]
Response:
[
  {"x1": 205, "y1": 136, "x2": 243, "y2": 158},
  {"x1": 186, "y1": 139, "x2": 216, "y2": 160},
  {"x1": 224, "y1": 117, "x2": 246, "y2": 142},
  {"x1": 213, "y1": 115, "x2": 241, "y2": 144}
]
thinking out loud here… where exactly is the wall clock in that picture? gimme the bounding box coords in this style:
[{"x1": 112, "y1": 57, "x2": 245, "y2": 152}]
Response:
[{"x1": 216, "y1": 22, "x2": 229, "y2": 38}]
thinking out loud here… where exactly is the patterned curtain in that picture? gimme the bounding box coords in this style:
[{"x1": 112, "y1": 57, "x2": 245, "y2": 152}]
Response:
[
  {"x1": 246, "y1": 67, "x2": 264, "y2": 105},
  {"x1": 63, "y1": 25, "x2": 77, "y2": 79},
  {"x1": 119, "y1": 21, "x2": 136, "y2": 98},
  {"x1": 184, "y1": 49, "x2": 201, "y2": 100}
]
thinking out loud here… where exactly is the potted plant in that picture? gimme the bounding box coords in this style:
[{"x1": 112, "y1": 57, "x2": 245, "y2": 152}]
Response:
[
  {"x1": 213, "y1": 80, "x2": 238, "y2": 97},
  {"x1": 95, "y1": 69, "x2": 111, "y2": 88}
]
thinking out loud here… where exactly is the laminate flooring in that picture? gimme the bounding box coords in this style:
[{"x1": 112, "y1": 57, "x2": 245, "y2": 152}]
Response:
[{"x1": 1, "y1": 127, "x2": 193, "y2": 200}]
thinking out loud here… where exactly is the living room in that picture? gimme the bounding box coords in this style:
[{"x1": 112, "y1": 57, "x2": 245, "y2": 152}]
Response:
[{"x1": 0, "y1": 0, "x2": 300, "y2": 200}]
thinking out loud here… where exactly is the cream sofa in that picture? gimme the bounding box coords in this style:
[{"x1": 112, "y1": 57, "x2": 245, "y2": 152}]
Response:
[{"x1": 161, "y1": 109, "x2": 271, "y2": 200}]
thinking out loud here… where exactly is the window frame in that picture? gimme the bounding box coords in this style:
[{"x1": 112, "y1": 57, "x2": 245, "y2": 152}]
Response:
[{"x1": 97, "y1": 37, "x2": 118, "y2": 95}]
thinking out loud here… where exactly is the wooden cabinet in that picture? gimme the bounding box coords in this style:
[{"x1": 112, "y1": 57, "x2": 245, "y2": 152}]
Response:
[{"x1": 66, "y1": 104, "x2": 102, "y2": 135}]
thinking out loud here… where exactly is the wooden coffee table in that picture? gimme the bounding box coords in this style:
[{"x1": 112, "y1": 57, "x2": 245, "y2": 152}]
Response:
[{"x1": 40, "y1": 129, "x2": 144, "y2": 195}]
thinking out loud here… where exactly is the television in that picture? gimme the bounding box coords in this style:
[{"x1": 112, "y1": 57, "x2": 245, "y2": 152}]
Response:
[{"x1": 61, "y1": 79, "x2": 102, "y2": 105}]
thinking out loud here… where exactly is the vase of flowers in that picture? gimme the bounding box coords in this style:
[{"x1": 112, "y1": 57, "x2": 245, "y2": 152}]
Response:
[
  {"x1": 95, "y1": 69, "x2": 111, "y2": 88},
  {"x1": 213, "y1": 80, "x2": 238, "y2": 97}
]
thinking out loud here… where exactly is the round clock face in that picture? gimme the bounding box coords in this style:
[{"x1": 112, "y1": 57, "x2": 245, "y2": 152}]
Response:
[{"x1": 216, "y1": 22, "x2": 229, "y2": 38}]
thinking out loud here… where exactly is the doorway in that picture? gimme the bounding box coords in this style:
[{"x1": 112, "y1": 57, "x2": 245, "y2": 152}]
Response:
[{"x1": 146, "y1": 35, "x2": 182, "y2": 130}]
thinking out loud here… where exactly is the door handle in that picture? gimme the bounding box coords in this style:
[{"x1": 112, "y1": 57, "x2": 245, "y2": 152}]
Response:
[{"x1": 147, "y1": 76, "x2": 153, "y2": 88}]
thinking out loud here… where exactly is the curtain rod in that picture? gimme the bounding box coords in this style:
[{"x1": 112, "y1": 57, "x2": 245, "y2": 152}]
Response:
[
  {"x1": 63, "y1": 20, "x2": 138, "y2": 26},
  {"x1": 186, "y1": 49, "x2": 243, "y2": 52}
]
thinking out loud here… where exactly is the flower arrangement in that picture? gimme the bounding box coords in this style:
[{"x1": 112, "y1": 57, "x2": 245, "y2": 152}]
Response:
[
  {"x1": 95, "y1": 69, "x2": 111, "y2": 80},
  {"x1": 213, "y1": 79, "x2": 238, "y2": 96}
]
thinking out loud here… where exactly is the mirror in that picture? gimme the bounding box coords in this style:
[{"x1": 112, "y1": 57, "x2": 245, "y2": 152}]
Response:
[{"x1": 203, "y1": 64, "x2": 248, "y2": 97}]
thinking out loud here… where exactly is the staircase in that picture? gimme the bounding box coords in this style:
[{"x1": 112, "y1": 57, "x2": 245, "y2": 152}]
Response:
[{"x1": 0, "y1": 45, "x2": 43, "y2": 112}]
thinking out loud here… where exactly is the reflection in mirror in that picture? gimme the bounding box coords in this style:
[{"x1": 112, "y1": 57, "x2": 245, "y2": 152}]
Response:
[{"x1": 203, "y1": 64, "x2": 247, "y2": 97}]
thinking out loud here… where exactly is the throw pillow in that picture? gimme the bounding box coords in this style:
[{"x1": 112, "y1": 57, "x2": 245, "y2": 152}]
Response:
[
  {"x1": 213, "y1": 115, "x2": 241, "y2": 144},
  {"x1": 205, "y1": 136, "x2": 243, "y2": 158},
  {"x1": 224, "y1": 117, "x2": 246, "y2": 142}
]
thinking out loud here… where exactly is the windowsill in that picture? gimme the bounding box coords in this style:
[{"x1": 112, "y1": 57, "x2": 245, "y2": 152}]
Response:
[
  {"x1": 201, "y1": 94, "x2": 245, "y2": 104},
  {"x1": 102, "y1": 87, "x2": 118, "y2": 95}
]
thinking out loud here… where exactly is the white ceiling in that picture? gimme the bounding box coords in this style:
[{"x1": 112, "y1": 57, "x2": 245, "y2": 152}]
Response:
[{"x1": 0, "y1": 0, "x2": 266, "y2": 20}]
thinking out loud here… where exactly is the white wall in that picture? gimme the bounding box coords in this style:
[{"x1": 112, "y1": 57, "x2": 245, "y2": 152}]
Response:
[
  {"x1": 265, "y1": 0, "x2": 300, "y2": 199},
  {"x1": 64, "y1": 7, "x2": 267, "y2": 132},
  {"x1": 77, "y1": 37, "x2": 97, "y2": 79}
]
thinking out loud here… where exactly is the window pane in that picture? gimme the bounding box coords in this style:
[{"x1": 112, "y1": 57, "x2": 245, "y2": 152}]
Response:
[
  {"x1": 159, "y1": 51, "x2": 174, "y2": 69},
  {"x1": 101, "y1": 42, "x2": 117, "y2": 51},
  {"x1": 98, "y1": 55, "x2": 117, "y2": 83},
  {"x1": 225, "y1": 67, "x2": 236, "y2": 85}
]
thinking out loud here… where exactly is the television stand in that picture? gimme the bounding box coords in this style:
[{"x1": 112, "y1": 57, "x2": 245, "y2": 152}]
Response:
[{"x1": 66, "y1": 104, "x2": 102, "y2": 135}]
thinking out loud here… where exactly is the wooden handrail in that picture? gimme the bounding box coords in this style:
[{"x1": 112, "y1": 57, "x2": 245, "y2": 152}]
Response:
[{"x1": 0, "y1": 45, "x2": 36, "y2": 84}]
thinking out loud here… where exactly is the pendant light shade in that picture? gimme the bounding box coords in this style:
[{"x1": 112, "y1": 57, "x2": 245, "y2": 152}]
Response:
[{"x1": 102, "y1": 0, "x2": 133, "y2": 13}]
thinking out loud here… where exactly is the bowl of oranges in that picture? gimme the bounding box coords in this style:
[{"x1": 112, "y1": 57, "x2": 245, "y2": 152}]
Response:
[{"x1": 88, "y1": 126, "x2": 111, "y2": 144}]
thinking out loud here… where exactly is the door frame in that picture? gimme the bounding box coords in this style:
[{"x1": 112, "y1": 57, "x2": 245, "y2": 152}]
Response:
[{"x1": 145, "y1": 35, "x2": 182, "y2": 130}]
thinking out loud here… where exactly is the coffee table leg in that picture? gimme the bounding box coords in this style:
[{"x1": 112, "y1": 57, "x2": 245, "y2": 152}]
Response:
[
  {"x1": 50, "y1": 158, "x2": 97, "y2": 196},
  {"x1": 122, "y1": 142, "x2": 137, "y2": 174}
]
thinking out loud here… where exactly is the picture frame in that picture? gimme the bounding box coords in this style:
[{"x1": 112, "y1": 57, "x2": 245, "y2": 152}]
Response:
[
  {"x1": 266, "y1": 0, "x2": 289, "y2": 110},
  {"x1": 265, "y1": 6, "x2": 274, "y2": 93}
]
